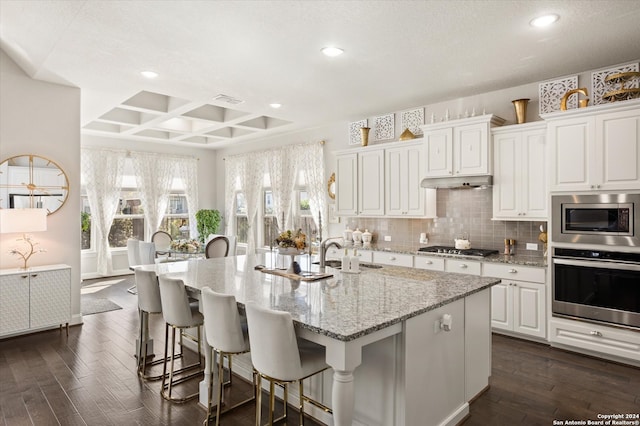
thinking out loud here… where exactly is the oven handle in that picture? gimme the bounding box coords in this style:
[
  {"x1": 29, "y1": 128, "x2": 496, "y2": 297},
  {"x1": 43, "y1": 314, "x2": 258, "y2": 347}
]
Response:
[{"x1": 553, "y1": 257, "x2": 640, "y2": 272}]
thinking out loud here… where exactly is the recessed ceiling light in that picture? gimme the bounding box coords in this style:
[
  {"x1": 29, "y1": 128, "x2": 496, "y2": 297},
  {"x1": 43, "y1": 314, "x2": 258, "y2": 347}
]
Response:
[
  {"x1": 269, "y1": 103, "x2": 282, "y2": 109},
  {"x1": 530, "y1": 14, "x2": 559, "y2": 27},
  {"x1": 140, "y1": 70, "x2": 158, "y2": 79},
  {"x1": 321, "y1": 46, "x2": 344, "y2": 57}
]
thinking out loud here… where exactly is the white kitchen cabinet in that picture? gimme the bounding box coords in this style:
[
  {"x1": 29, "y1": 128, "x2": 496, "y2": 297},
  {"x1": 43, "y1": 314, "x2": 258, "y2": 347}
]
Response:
[
  {"x1": 0, "y1": 265, "x2": 71, "y2": 337},
  {"x1": 372, "y1": 251, "x2": 414, "y2": 267},
  {"x1": 545, "y1": 99, "x2": 640, "y2": 192},
  {"x1": 421, "y1": 115, "x2": 505, "y2": 178},
  {"x1": 385, "y1": 141, "x2": 436, "y2": 217},
  {"x1": 413, "y1": 255, "x2": 445, "y2": 271},
  {"x1": 444, "y1": 258, "x2": 481, "y2": 276},
  {"x1": 335, "y1": 149, "x2": 384, "y2": 216},
  {"x1": 549, "y1": 317, "x2": 640, "y2": 363},
  {"x1": 483, "y1": 263, "x2": 546, "y2": 339},
  {"x1": 492, "y1": 123, "x2": 547, "y2": 220}
]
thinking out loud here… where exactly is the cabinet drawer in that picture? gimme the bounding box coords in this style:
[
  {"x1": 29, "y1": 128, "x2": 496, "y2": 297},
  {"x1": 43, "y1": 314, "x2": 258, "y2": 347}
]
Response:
[
  {"x1": 372, "y1": 251, "x2": 414, "y2": 267},
  {"x1": 482, "y1": 263, "x2": 545, "y2": 283},
  {"x1": 413, "y1": 256, "x2": 445, "y2": 271},
  {"x1": 445, "y1": 259, "x2": 481, "y2": 275},
  {"x1": 549, "y1": 318, "x2": 640, "y2": 362}
]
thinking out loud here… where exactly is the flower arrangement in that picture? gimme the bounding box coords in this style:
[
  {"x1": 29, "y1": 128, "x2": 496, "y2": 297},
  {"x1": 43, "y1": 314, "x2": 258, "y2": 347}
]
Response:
[
  {"x1": 275, "y1": 229, "x2": 307, "y2": 250},
  {"x1": 170, "y1": 238, "x2": 201, "y2": 252}
]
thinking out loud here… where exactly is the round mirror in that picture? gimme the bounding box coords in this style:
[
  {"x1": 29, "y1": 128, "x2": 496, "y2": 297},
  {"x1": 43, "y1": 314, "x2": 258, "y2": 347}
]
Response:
[
  {"x1": 327, "y1": 172, "x2": 336, "y2": 200},
  {"x1": 0, "y1": 154, "x2": 69, "y2": 215}
]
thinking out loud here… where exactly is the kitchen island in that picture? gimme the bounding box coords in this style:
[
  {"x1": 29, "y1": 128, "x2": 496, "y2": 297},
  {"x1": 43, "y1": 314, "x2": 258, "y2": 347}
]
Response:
[{"x1": 147, "y1": 253, "x2": 500, "y2": 426}]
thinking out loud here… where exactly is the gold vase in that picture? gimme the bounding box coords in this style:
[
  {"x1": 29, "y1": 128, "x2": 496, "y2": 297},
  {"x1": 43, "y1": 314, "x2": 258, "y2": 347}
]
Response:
[
  {"x1": 360, "y1": 127, "x2": 370, "y2": 146},
  {"x1": 512, "y1": 98, "x2": 530, "y2": 124}
]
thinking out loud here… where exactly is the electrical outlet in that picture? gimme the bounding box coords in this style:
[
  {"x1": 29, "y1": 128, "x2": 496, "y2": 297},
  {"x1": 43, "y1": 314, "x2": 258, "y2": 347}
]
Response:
[
  {"x1": 526, "y1": 243, "x2": 538, "y2": 251},
  {"x1": 384, "y1": 235, "x2": 391, "y2": 242}
]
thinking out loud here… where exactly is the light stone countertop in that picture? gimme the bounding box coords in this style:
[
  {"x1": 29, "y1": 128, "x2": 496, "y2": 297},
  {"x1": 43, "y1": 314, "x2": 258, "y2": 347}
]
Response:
[
  {"x1": 346, "y1": 244, "x2": 547, "y2": 268},
  {"x1": 152, "y1": 253, "x2": 500, "y2": 342}
]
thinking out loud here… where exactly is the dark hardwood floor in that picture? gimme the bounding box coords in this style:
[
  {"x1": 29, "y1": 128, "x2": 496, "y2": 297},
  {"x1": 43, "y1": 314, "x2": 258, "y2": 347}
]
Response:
[{"x1": 1, "y1": 276, "x2": 639, "y2": 425}]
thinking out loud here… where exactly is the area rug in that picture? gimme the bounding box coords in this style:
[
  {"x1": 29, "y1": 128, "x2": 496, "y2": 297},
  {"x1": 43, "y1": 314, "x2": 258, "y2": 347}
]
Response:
[{"x1": 81, "y1": 297, "x2": 123, "y2": 315}]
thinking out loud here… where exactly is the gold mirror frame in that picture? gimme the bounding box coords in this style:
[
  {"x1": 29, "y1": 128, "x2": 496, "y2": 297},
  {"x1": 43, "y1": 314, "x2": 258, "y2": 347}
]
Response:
[
  {"x1": 0, "y1": 154, "x2": 69, "y2": 215},
  {"x1": 327, "y1": 172, "x2": 336, "y2": 200}
]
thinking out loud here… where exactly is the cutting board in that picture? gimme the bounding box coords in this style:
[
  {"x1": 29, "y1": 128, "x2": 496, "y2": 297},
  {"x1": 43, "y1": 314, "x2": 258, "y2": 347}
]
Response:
[{"x1": 260, "y1": 268, "x2": 333, "y2": 281}]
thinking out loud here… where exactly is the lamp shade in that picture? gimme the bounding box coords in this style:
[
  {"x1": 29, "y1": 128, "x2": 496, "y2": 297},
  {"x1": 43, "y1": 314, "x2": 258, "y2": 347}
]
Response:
[{"x1": 0, "y1": 208, "x2": 47, "y2": 233}]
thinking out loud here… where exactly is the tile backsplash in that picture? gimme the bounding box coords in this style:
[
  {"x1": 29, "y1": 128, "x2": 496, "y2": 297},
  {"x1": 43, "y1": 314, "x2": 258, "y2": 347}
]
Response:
[{"x1": 341, "y1": 187, "x2": 546, "y2": 257}]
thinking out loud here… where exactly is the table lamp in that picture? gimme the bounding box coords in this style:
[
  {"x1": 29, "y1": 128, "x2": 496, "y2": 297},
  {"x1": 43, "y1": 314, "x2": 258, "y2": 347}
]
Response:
[{"x1": 0, "y1": 208, "x2": 48, "y2": 269}]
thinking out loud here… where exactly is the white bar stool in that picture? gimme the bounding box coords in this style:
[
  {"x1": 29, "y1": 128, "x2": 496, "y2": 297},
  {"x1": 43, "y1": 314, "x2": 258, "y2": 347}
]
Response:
[
  {"x1": 201, "y1": 287, "x2": 256, "y2": 426},
  {"x1": 158, "y1": 276, "x2": 204, "y2": 403},
  {"x1": 245, "y1": 302, "x2": 333, "y2": 425},
  {"x1": 135, "y1": 268, "x2": 183, "y2": 380}
]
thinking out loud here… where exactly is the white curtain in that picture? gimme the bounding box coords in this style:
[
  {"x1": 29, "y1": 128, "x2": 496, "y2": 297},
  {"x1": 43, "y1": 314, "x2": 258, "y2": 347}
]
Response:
[
  {"x1": 266, "y1": 146, "x2": 298, "y2": 231},
  {"x1": 224, "y1": 156, "x2": 240, "y2": 236},
  {"x1": 175, "y1": 158, "x2": 199, "y2": 239},
  {"x1": 132, "y1": 152, "x2": 176, "y2": 237},
  {"x1": 237, "y1": 152, "x2": 265, "y2": 254},
  {"x1": 81, "y1": 148, "x2": 125, "y2": 275},
  {"x1": 294, "y1": 142, "x2": 326, "y2": 238}
]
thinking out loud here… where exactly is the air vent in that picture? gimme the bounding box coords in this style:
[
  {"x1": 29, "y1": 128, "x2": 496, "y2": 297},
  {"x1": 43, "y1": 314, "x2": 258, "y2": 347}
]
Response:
[{"x1": 212, "y1": 94, "x2": 245, "y2": 105}]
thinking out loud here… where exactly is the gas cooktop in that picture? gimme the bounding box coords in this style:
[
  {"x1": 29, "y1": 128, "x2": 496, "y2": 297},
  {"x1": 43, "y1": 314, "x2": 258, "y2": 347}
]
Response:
[{"x1": 418, "y1": 246, "x2": 499, "y2": 257}]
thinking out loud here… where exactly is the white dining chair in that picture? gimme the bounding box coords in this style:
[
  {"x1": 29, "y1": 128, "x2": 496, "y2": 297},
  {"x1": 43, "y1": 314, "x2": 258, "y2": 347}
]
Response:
[
  {"x1": 151, "y1": 230, "x2": 173, "y2": 252},
  {"x1": 201, "y1": 287, "x2": 255, "y2": 425},
  {"x1": 205, "y1": 235, "x2": 229, "y2": 259},
  {"x1": 206, "y1": 234, "x2": 237, "y2": 256},
  {"x1": 127, "y1": 238, "x2": 141, "y2": 294},
  {"x1": 245, "y1": 302, "x2": 332, "y2": 425}
]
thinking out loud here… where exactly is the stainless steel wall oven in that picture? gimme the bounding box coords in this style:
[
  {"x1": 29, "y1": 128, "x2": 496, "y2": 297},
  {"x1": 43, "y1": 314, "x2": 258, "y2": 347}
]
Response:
[
  {"x1": 552, "y1": 247, "x2": 640, "y2": 329},
  {"x1": 551, "y1": 193, "x2": 640, "y2": 247}
]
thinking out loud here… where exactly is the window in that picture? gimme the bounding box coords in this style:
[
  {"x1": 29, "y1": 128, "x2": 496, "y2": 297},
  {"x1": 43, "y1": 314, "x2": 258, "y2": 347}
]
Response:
[
  {"x1": 235, "y1": 192, "x2": 248, "y2": 244},
  {"x1": 159, "y1": 194, "x2": 190, "y2": 239},
  {"x1": 108, "y1": 189, "x2": 145, "y2": 248},
  {"x1": 298, "y1": 190, "x2": 311, "y2": 215}
]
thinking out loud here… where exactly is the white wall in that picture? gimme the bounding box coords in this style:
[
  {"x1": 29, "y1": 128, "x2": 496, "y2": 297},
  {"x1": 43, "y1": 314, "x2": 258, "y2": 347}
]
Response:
[
  {"x1": 80, "y1": 134, "x2": 218, "y2": 278},
  {"x1": 0, "y1": 50, "x2": 82, "y2": 323}
]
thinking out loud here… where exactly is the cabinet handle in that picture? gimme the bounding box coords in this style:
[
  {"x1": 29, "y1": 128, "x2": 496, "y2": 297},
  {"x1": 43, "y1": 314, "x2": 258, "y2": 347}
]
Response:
[
  {"x1": 590, "y1": 185, "x2": 595, "y2": 189},
  {"x1": 508, "y1": 269, "x2": 517, "y2": 273},
  {"x1": 425, "y1": 260, "x2": 433, "y2": 265},
  {"x1": 596, "y1": 185, "x2": 601, "y2": 189},
  {"x1": 590, "y1": 331, "x2": 603, "y2": 337},
  {"x1": 389, "y1": 256, "x2": 396, "y2": 261},
  {"x1": 21, "y1": 275, "x2": 29, "y2": 279},
  {"x1": 459, "y1": 264, "x2": 467, "y2": 269},
  {"x1": 30, "y1": 274, "x2": 38, "y2": 278}
]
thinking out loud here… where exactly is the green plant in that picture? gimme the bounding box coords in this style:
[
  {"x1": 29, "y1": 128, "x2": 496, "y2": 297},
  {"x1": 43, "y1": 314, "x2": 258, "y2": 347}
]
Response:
[
  {"x1": 195, "y1": 209, "x2": 222, "y2": 243},
  {"x1": 81, "y1": 211, "x2": 91, "y2": 232}
]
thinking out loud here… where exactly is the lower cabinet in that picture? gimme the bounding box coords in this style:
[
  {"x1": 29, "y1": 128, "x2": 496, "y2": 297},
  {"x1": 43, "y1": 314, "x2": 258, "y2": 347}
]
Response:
[
  {"x1": 0, "y1": 264, "x2": 71, "y2": 337},
  {"x1": 483, "y1": 262, "x2": 547, "y2": 339},
  {"x1": 549, "y1": 317, "x2": 640, "y2": 363}
]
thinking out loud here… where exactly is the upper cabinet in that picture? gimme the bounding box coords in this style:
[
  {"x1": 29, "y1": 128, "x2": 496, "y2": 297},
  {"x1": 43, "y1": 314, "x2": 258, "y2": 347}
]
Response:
[
  {"x1": 492, "y1": 122, "x2": 547, "y2": 220},
  {"x1": 335, "y1": 148, "x2": 385, "y2": 216},
  {"x1": 335, "y1": 141, "x2": 436, "y2": 218},
  {"x1": 385, "y1": 141, "x2": 436, "y2": 217},
  {"x1": 421, "y1": 115, "x2": 505, "y2": 178},
  {"x1": 545, "y1": 99, "x2": 640, "y2": 192}
]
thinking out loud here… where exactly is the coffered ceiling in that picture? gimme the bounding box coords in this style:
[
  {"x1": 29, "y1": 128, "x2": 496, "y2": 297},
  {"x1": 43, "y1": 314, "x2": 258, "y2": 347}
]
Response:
[{"x1": 1, "y1": 0, "x2": 639, "y2": 149}]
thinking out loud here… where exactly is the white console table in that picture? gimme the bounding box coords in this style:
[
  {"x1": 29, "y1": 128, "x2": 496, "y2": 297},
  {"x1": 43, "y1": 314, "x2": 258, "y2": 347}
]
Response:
[{"x1": 0, "y1": 264, "x2": 71, "y2": 338}]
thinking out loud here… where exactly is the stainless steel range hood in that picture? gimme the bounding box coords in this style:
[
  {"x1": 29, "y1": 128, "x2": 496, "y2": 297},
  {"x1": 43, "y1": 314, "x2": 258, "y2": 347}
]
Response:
[{"x1": 420, "y1": 175, "x2": 493, "y2": 189}]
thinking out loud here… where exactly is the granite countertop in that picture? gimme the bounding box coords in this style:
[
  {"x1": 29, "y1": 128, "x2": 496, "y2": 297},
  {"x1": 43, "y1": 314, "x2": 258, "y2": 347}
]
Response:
[
  {"x1": 346, "y1": 243, "x2": 547, "y2": 268},
  {"x1": 154, "y1": 254, "x2": 500, "y2": 342}
]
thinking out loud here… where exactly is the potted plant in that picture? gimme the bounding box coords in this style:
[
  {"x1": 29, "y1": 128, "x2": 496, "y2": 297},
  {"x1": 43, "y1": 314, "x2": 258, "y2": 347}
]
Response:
[{"x1": 195, "y1": 209, "x2": 222, "y2": 243}]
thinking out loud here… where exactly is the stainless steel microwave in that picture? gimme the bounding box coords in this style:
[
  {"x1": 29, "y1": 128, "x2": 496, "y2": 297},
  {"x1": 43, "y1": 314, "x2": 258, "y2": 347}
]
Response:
[{"x1": 551, "y1": 193, "x2": 640, "y2": 246}]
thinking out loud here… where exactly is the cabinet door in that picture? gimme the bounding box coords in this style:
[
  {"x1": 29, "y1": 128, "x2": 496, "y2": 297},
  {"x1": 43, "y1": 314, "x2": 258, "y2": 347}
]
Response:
[
  {"x1": 385, "y1": 143, "x2": 425, "y2": 216},
  {"x1": 0, "y1": 273, "x2": 30, "y2": 335},
  {"x1": 512, "y1": 280, "x2": 546, "y2": 338},
  {"x1": 358, "y1": 149, "x2": 384, "y2": 216},
  {"x1": 424, "y1": 128, "x2": 453, "y2": 177},
  {"x1": 521, "y1": 129, "x2": 547, "y2": 219},
  {"x1": 455, "y1": 123, "x2": 490, "y2": 176},
  {"x1": 335, "y1": 153, "x2": 358, "y2": 216},
  {"x1": 490, "y1": 282, "x2": 512, "y2": 331},
  {"x1": 30, "y1": 268, "x2": 71, "y2": 329},
  {"x1": 549, "y1": 117, "x2": 594, "y2": 191},
  {"x1": 597, "y1": 109, "x2": 640, "y2": 190},
  {"x1": 492, "y1": 132, "x2": 519, "y2": 218}
]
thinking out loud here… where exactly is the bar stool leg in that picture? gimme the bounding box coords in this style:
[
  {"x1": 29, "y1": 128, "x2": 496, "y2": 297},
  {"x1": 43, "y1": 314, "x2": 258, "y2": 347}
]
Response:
[{"x1": 255, "y1": 374, "x2": 262, "y2": 426}]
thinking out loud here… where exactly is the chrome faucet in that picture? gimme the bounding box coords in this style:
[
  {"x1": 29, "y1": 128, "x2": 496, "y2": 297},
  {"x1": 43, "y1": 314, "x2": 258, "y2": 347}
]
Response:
[{"x1": 319, "y1": 237, "x2": 342, "y2": 271}]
